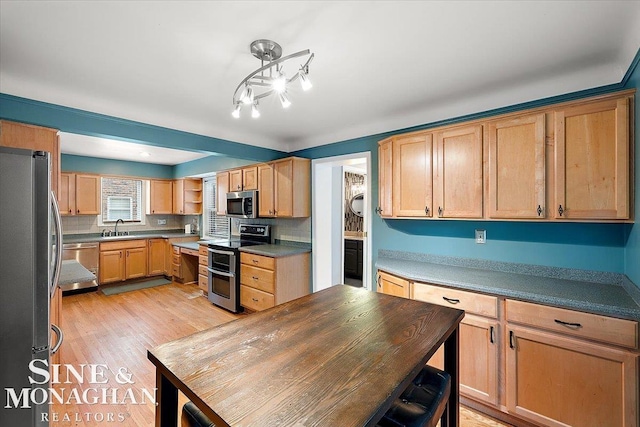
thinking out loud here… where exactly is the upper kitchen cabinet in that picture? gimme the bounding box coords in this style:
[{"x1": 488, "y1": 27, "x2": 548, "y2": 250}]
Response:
[
  {"x1": 486, "y1": 113, "x2": 546, "y2": 219},
  {"x1": 434, "y1": 124, "x2": 483, "y2": 218},
  {"x1": 377, "y1": 138, "x2": 393, "y2": 218},
  {"x1": 229, "y1": 165, "x2": 258, "y2": 192},
  {"x1": 173, "y1": 178, "x2": 202, "y2": 215},
  {"x1": 59, "y1": 172, "x2": 100, "y2": 215},
  {"x1": 377, "y1": 90, "x2": 634, "y2": 223},
  {"x1": 554, "y1": 96, "x2": 630, "y2": 220},
  {"x1": 216, "y1": 171, "x2": 229, "y2": 215},
  {"x1": 149, "y1": 180, "x2": 173, "y2": 214},
  {"x1": 258, "y1": 157, "x2": 310, "y2": 218},
  {"x1": 0, "y1": 120, "x2": 60, "y2": 196},
  {"x1": 392, "y1": 132, "x2": 433, "y2": 217}
]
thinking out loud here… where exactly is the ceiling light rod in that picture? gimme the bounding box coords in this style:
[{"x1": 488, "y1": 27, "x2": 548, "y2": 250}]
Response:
[{"x1": 232, "y1": 39, "x2": 314, "y2": 118}]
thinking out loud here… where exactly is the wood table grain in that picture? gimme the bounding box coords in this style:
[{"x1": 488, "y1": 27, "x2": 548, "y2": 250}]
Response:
[{"x1": 148, "y1": 285, "x2": 464, "y2": 427}]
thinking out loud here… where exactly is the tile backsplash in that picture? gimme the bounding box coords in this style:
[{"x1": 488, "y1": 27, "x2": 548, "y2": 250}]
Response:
[
  {"x1": 231, "y1": 217, "x2": 311, "y2": 243},
  {"x1": 61, "y1": 214, "x2": 199, "y2": 235}
]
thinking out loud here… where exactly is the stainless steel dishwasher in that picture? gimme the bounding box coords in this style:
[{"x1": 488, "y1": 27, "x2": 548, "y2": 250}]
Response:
[{"x1": 62, "y1": 242, "x2": 99, "y2": 293}]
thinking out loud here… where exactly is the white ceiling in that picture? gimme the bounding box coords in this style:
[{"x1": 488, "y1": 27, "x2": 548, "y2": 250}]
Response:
[{"x1": 2, "y1": 1, "x2": 640, "y2": 164}]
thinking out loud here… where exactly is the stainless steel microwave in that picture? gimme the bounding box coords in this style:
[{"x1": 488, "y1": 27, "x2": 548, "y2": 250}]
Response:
[{"x1": 226, "y1": 190, "x2": 258, "y2": 218}]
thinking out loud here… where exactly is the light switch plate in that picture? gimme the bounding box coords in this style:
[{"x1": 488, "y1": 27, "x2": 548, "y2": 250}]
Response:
[
  {"x1": 475, "y1": 229, "x2": 486, "y2": 244},
  {"x1": 157, "y1": 219, "x2": 167, "y2": 225}
]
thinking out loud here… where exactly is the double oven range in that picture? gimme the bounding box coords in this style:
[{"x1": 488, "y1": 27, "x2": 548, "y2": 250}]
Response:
[{"x1": 207, "y1": 224, "x2": 271, "y2": 313}]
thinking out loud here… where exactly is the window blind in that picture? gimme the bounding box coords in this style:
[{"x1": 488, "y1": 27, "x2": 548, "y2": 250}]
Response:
[
  {"x1": 106, "y1": 196, "x2": 133, "y2": 221},
  {"x1": 203, "y1": 175, "x2": 229, "y2": 239}
]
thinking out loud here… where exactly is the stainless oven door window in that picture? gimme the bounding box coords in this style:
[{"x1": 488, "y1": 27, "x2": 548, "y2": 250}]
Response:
[
  {"x1": 208, "y1": 248, "x2": 235, "y2": 273},
  {"x1": 209, "y1": 269, "x2": 233, "y2": 299}
]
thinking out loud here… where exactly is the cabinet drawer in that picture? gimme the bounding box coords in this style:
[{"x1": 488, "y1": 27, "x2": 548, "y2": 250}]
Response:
[
  {"x1": 198, "y1": 264, "x2": 208, "y2": 277},
  {"x1": 100, "y1": 239, "x2": 146, "y2": 251},
  {"x1": 199, "y1": 255, "x2": 207, "y2": 266},
  {"x1": 171, "y1": 263, "x2": 180, "y2": 278},
  {"x1": 172, "y1": 254, "x2": 180, "y2": 265},
  {"x1": 412, "y1": 282, "x2": 498, "y2": 318},
  {"x1": 182, "y1": 247, "x2": 198, "y2": 257},
  {"x1": 506, "y1": 299, "x2": 638, "y2": 349},
  {"x1": 240, "y1": 285, "x2": 274, "y2": 311},
  {"x1": 241, "y1": 265, "x2": 275, "y2": 294},
  {"x1": 198, "y1": 274, "x2": 208, "y2": 293},
  {"x1": 241, "y1": 252, "x2": 275, "y2": 270},
  {"x1": 172, "y1": 245, "x2": 180, "y2": 255},
  {"x1": 199, "y1": 245, "x2": 208, "y2": 257}
]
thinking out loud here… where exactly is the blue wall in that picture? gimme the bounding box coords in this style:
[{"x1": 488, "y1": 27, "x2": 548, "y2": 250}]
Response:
[{"x1": 62, "y1": 154, "x2": 174, "y2": 178}]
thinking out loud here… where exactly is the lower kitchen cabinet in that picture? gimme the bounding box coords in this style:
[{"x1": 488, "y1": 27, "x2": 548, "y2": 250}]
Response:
[
  {"x1": 147, "y1": 238, "x2": 166, "y2": 276},
  {"x1": 198, "y1": 244, "x2": 208, "y2": 295},
  {"x1": 412, "y1": 281, "x2": 500, "y2": 407},
  {"x1": 171, "y1": 244, "x2": 198, "y2": 284},
  {"x1": 99, "y1": 240, "x2": 147, "y2": 284},
  {"x1": 506, "y1": 300, "x2": 639, "y2": 427},
  {"x1": 239, "y1": 251, "x2": 310, "y2": 311},
  {"x1": 376, "y1": 269, "x2": 640, "y2": 426}
]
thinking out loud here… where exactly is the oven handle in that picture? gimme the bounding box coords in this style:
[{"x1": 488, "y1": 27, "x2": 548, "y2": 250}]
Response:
[
  {"x1": 207, "y1": 266, "x2": 234, "y2": 278},
  {"x1": 208, "y1": 247, "x2": 235, "y2": 257}
]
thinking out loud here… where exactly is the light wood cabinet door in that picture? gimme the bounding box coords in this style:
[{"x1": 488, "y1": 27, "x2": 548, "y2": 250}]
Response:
[
  {"x1": 434, "y1": 124, "x2": 483, "y2": 218},
  {"x1": 59, "y1": 172, "x2": 75, "y2": 215},
  {"x1": 376, "y1": 270, "x2": 410, "y2": 298},
  {"x1": 242, "y1": 166, "x2": 258, "y2": 190},
  {"x1": 506, "y1": 326, "x2": 638, "y2": 427},
  {"x1": 258, "y1": 163, "x2": 275, "y2": 217},
  {"x1": 229, "y1": 169, "x2": 243, "y2": 192},
  {"x1": 554, "y1": 97, "x2": 630, "y2": 219},
  {"x1": 487, "y1": 113, "x2": 545, "y2": 219},
  {"x1": 274, "y1": 159, "x2": 293, "y2": 217},
  {"x1": 125, "y1": 247, "x2": 147, "y2": 279},
  {"x1": 75, "y1": 174, "x2": 100, "y2": 215},
  {"x1": 150, "y1": 180, "x2": 173, "y2": 214},
  {"x1": 0, "y1": 120, "x2": 60, "y2": 196},
  {"x1": 216, "y1": 171, "x2": 229, "y2": 215},
  {"x1": 99, "y1": 250, "x2": 124, "y2": 284},
  {"x1": 393, "y1": 133, "x2": 433, "y2": 217},
  {"x1": 173, "y1": 179, "x2": 185, "y2": 214},
  {"x1": 378, "y1": 138, "x2": 393, "y2": 217},
  {"x1": 147, "y1": 238, "x2": 166, "y2": 276}
]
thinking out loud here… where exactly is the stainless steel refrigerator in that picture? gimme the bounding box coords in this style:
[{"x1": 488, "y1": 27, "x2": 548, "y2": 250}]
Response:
[{"x1": 0, "y1": 146, "x2": 63, "y2": 426}]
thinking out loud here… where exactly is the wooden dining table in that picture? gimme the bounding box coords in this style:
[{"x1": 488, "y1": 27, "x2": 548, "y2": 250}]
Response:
[{"x1": 148, "y1": 285, "x2": 464, "y2": 427}]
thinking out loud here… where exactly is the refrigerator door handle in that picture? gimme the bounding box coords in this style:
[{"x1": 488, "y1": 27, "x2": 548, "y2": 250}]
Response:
[
  {"x1": 50, "y1": 323, "x2": 64, "y2": 355},
  {"x1": 51, "y1": 191, "x2": 63, "y2": 294}
]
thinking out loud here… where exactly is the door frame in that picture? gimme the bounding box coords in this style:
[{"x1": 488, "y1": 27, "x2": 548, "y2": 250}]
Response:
[{"x1": 311, "y1": 152, "x2": 372, "y2": 292}]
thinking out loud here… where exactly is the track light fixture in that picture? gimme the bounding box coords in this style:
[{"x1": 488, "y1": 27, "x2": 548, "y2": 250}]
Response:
[{"x1": 231, "y1": 39, "x2": 314, "y2": 119}]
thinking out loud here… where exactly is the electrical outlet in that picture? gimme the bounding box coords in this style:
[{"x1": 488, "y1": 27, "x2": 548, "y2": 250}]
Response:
[
  {"x1": 475, "y1": 229, "x2": 486, "y2": 244},
  {"x1": 157, "y1": 219, "x2": 167, "y2": 225}
]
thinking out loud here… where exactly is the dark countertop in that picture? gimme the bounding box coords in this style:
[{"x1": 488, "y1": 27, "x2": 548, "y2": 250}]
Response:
[
  {"x1": 63, "y1": 231, "x2": 198, "y2": 244},
  {"x1": 58, "y1": 260, "x2": 96, "y2": 286},
  {"x1": 239, "y1": 243, "x2": 311, "y2": 258},
  {"x1": 173, "y1": 241, "x2": 200, "y2": 251},
  {"x1": 376, "y1": 250, "x2": 640, "y2": 321}
]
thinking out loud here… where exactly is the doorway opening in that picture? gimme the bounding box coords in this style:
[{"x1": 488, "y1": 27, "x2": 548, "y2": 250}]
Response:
[{"x1": 311, "y1": 152, "x2": 371, "y2": 292}]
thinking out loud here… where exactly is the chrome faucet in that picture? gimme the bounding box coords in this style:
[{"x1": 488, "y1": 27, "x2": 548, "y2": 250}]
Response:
[{"x1": 114, "y1": 218, "x2": 124, "y2": 236}]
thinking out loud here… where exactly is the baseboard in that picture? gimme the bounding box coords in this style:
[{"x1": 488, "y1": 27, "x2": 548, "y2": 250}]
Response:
[{"x1": 461, "y1": 397, "x2": 540, "y2": 427}]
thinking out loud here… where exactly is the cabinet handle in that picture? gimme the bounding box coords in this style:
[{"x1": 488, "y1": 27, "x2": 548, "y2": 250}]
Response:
[
  {"x1": 554, "y1": 319, "x2": 582, "y2": 329},
  {"x1": 252, "y1": 259, "x2": 259, "y2": 263},
  {"x1": 68, "y1": 209, "x2": 72, "y2": 214},
  {"x1": 425, "y1": 206, "x2": 430, "y2": 216},
  {"x1": 252, "y1": 298, "x2": 259, "y2": 302},
  {"x1": 126, "y1": 250, "x2": 129, "y2": 257},
  {"x1": 438, "y1": 206, "x2": 443, "y2": 217},
  {"x1": 509, "y1": 330, "x2": 515, "y2": 349},
  {"x1": 490, "y1": 326, "x2": 494, "y2": 344},
  {"x1": 537, "y1": 205, "x2": 542, "y2": 216},
  {"x1": 252, "y1": 276, "x2": 259, "y2": 280},
  {"x1": 377, "y1": 275, "x2": 381, "y2": 288},
  {"x1": 442, "y1": 296, "x2": 460, "y2": 304},
  {"x1": 558, "y1": 204, "x2": 564, "y2": 216}
]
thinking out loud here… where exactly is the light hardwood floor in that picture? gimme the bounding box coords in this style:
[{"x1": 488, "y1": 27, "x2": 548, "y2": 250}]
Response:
[{"x1": 50, "y1": 282, "x2": 510, "y2": 427}]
